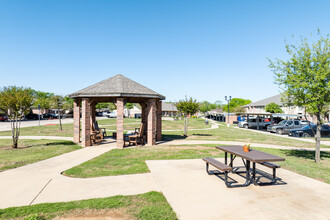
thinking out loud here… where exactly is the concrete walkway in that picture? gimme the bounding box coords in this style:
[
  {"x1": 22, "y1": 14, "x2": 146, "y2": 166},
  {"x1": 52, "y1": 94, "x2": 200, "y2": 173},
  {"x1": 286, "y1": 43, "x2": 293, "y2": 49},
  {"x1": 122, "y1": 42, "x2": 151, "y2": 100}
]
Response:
[
  {"x1": 0, "y1": 137, "x2": 329, "y2": 220},
  {"x1": 0, "y1": 140, "x2": 160, "y2": 209},
  {"x1": 147, "y1": 158, "x2": 330, "y2": 220}
]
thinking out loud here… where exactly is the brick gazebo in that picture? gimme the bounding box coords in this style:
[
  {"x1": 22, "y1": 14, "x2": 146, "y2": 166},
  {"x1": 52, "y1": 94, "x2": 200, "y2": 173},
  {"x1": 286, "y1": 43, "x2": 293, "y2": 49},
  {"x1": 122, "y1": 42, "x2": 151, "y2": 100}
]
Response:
[{"x1": 69, "y1": 74, "x2": 165, "y2": 148}]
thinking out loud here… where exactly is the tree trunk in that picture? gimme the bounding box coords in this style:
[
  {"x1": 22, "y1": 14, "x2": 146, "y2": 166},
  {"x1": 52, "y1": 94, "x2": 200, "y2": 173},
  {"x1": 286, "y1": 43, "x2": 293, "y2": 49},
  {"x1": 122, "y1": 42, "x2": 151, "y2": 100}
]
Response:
[
  {"x1": 59, "y1": 108, "x2": 62, "y2": 131},
  {"x1": 10, "y1": 116, "x2": 20, "y2": 148},
  {"x1": 184, "y1": 116, "x2": 188, "y2": 136},
  {"x1": 315, "y1": 114, "x2": 322, "y2": 163}
]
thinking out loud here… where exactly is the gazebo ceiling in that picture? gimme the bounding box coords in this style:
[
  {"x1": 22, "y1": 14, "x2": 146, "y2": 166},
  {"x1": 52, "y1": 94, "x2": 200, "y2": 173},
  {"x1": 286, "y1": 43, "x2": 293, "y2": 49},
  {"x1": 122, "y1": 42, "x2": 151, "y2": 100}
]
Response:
[{"x1": 69, "y1": 74, "x2": 165, "y2": 100}]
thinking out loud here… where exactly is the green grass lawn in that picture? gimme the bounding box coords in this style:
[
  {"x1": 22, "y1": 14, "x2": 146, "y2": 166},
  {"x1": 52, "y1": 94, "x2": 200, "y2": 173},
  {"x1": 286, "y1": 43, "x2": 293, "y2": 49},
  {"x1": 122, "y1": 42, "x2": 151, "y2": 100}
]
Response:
[
  {"x1": 63, "y1": 145, "x2": 224, "y2": 177},
  {"x1": 0, "y1": 139, "x2": 81, "y2": 172},
  {"x1": 163, "y1": 121, "x2": 330, "y2": 148},
  {"x1": 63, "y1": 144, "x2": 330, "y2": 184},
  {"x1": 1, "y1": 118, "x2": 327, "y2": 150},
  {"x1": 0, "y1": 191, "x2": 178, "y2": 220},
  {"x1": 0, "y1": 123, "x2": 74, "y2": 137}
]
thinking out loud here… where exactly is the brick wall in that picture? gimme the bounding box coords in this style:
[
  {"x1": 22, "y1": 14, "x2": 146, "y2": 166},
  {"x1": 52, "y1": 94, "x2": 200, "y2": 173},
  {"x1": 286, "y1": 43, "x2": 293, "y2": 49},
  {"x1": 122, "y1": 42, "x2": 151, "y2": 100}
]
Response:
[
  {"x1": 116, "y1": 98, "x2": 124, "y2": 148},
  {"x1": 147, "y1": 99, "x2": 156, "y2": 145},
  {"x1": 73, "y1": 99, "x2": 80, "y2": 143},
  {"x1": 81, "y1": 98, "x2": 91, "y2": 147}
]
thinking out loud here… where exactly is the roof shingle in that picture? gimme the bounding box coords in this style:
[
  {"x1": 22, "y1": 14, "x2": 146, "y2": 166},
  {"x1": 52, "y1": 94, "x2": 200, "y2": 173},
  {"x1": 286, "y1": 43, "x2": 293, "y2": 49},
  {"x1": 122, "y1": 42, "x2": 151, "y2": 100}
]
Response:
[
  {"x1": 246, "y1": 94, "x2": 283, "y2": 107},
  {"x1": 69, "y1": 74, "x2": 165, "y2": 100}
]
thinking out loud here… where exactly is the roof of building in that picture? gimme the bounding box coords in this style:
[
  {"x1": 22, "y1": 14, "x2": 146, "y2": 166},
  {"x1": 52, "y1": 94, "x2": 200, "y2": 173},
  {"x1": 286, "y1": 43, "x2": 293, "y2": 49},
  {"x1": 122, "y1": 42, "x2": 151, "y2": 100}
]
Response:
[
  {"x1": 246, "y1": 94, "x2": 283, "y2": 107},
  {"x1": 162, "y1": 102, "x2": 178, "y2": 112},
  {"x1": 69, "y1": 74, "x2": 165, "y2": 100}
]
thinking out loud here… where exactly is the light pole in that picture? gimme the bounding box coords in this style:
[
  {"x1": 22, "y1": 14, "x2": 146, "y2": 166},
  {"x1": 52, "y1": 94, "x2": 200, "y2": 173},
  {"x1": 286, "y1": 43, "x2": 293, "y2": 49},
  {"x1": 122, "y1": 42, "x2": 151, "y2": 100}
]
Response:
[
  {"x1": 225, "y1": 96, "x2": 231, "y2": 127},
  {"x1": 38, "y1": 104, "x2": 41, "y2": 126}
]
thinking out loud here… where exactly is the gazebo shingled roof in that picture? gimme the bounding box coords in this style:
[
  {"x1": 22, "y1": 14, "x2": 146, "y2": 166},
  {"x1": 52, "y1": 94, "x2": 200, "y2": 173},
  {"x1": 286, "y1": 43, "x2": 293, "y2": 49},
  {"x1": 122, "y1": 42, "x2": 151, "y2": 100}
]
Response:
[{"x1": 69, "y1": 74, "x2": 165, "y2": 100}]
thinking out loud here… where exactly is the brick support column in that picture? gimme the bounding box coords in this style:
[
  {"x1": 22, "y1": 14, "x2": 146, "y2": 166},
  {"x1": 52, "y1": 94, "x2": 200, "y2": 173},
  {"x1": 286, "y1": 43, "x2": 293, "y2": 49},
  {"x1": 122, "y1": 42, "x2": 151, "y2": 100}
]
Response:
[
  {"x1": 73, "y1": 99, "x2": 81, "y2": 143},
  {"x1": 81, "y1": 98, "x2": 91, "y2": 147},
  {"x1": 91, "y1": 101, "x2": 96, "y2": 128},
  {"x1": 116, "y1": 98, "x2": 124, "y2": 149},
  {"x1": 147, "y1": 99, "x2": 156, "y2": 145},
  {"x1": 140, "y1": 102, "x2": 147, "y2": 129},
  {"x1": 156, "y1": 100, "x2": 162, "y2": 141}
]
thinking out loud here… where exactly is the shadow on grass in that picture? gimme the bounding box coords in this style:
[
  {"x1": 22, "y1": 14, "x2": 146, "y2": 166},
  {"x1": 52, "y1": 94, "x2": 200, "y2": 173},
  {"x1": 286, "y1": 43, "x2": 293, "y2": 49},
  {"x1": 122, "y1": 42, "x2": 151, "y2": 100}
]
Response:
[
  {"x1": 160, "y1": 134, "x2": 187, "y2": 142},
  {"x1": 192, "y1": 134, "x2": 212, "y2": 136},
  {"x1": 281, "y1": 149, "x2": 330, "y2": 160},
  {"x1": 44, "y1": 141, "x2": 76, "y2": 146},
  {"x1": 0, "y1": 141, "x2": 76, "y2": 150}
]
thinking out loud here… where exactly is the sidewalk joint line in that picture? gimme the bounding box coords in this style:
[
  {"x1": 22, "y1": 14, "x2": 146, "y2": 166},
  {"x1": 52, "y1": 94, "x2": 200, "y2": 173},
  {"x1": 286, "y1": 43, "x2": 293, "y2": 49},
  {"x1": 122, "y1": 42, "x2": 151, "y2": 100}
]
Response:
[{"x1": 29, "y1": 178, "x2": 52, "y2": 206}]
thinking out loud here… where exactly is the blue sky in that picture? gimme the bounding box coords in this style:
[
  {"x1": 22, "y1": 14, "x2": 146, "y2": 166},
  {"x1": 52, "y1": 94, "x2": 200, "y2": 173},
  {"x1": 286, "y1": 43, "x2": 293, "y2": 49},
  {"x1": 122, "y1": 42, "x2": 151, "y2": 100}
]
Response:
[{"x1": 1, "y1": 0, "x2": 329, "y2": 103}]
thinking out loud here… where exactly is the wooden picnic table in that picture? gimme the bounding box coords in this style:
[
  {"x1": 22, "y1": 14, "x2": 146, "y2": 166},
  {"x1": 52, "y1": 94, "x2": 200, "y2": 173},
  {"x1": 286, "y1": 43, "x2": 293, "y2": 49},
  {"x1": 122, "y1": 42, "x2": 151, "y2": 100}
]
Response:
[{"x1": 215, "y1": 145, "x2": 285, "y2": 186}]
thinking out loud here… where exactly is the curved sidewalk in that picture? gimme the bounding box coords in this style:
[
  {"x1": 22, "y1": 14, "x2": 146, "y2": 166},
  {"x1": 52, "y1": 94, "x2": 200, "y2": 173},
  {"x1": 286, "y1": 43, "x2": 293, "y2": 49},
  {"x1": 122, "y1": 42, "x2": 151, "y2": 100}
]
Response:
[
  {"x1": 0, "y1": 140, "x2": 160, "y2": 209},
  {"x1": 0, "y1": 138, "x2": 329, "y2": 211}
]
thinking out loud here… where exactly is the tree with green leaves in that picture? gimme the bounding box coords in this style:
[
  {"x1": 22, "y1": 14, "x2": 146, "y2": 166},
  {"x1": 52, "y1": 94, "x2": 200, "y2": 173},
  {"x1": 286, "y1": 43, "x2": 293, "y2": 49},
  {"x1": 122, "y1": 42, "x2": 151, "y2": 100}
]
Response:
[
  {"x1": 223, "y1": 98, "x2": 251, "y2": 112},
  {"x1": 269, "y1": 32, "x2": 330, "y2": 163},
  {"x1": 199, "y1": 101, "x2": 220, "y2": 114},
  {"x1": 0, "y1": 86, "x2": 34, "y2": 148},
  {"x1": 175, "y1": 97, "x2": 199, "y2": 136},
  {"x1": 265, "y1": 102, "x2": 284, "y2": 113},
  {"x1": 61, "y1": 96, "x2": 74, "y2": 114},
  {"x1": 33, "y1": 91, "x2": 54, "y2": 114},
  {"x1": 199, "y1": 101, "x2": 211, "y2": 114},
  {"x1": 125, "y1": 103, "x2": 134, "y2": 118},
  {"x1": 95, "y1": 103, "x2": 116, "y2": 110}
]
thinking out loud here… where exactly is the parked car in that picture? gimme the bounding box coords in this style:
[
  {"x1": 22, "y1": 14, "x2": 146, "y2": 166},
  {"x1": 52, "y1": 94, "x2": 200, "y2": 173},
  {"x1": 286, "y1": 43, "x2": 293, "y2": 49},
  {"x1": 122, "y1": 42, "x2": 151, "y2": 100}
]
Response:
[
  {"x1": 238, "y1": 118, "x2": 271, "y2": 129},
  {"x1": 247, "y1": 118, "x2": 272, "y2": 129},
  {"x1": 288, "y1": 124, "x2": 330, "y2": 137},
  {"x1": 267, "y1": 120, "x2": 287, "y2": 133},
  {"x1": 268, "y1": 119, "x2": 307, "y2": 135},
  {"x1": 95, "y1": 112, "x2": 103, "y2": 116},
  {"x1": 106, "y1": 110, "x2": 117, "y2": 118},
  {"x1": 0, "y1": 114, "x2": 8, "y2": 121},
  {"x1": 42, "y1": 113, "x2": 57, "y2": 119},
  {"x1": 63, "y1": 110, "x2": 73, "y2": 118},
  {"x1": 25, "y1": 113, "x2": 39, "y2": 120},
  {"x1": 62, "y1": 113, "x2": 73, "y2": 118},
  {"x1": 238, "y1": 120, "x2": 248, "y2": 128}
]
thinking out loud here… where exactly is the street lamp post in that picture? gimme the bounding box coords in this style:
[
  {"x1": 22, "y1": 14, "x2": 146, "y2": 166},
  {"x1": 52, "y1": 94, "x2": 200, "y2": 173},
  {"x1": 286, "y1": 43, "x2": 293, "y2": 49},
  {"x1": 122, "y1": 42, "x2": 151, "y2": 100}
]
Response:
[
  {"x1": 38, "y1": 104, "x2": 40, "y2": 126},
  {"x1": 225, "y1": 96, "x2": 232, "y2": 127}
]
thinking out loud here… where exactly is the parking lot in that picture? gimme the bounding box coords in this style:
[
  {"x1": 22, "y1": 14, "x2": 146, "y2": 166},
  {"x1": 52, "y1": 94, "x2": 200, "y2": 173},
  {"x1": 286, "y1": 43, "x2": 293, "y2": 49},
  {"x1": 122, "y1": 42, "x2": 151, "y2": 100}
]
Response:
[
  {"x1": 0, "y1": 118, "x2": 74, "y2": 132},
  {"x1": 234, "y1": 125, "x2": 330, "y2": 146}
]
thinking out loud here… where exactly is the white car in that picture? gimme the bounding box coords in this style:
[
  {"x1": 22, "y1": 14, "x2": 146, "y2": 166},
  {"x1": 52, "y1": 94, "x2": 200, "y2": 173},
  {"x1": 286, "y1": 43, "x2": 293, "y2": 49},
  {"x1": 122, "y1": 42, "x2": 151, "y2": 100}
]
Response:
[
  {"x1": 106, "y1": 110, "x2": 117, "y2": 118},
  {"x1": 238, "y1": 121, "x2": 248, "y2": 128}
]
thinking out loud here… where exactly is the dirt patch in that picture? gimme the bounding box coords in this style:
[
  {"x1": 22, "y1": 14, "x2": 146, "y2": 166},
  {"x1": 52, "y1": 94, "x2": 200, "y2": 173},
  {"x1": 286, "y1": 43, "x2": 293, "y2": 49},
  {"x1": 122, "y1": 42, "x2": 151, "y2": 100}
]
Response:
[
  {"x1": 54, "y1": 208, "x2": 133, "y2": 220},
  {"x1": 0, "y1": 145, "x2": 33, "y2": 150}
]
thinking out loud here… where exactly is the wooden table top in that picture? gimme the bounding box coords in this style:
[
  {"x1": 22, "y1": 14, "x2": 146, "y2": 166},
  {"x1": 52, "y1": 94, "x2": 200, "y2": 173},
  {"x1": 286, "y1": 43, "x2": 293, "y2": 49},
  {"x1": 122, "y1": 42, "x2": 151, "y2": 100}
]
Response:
[{"x1": 216, "y1": 145, "x2": 285, "y2": 163}]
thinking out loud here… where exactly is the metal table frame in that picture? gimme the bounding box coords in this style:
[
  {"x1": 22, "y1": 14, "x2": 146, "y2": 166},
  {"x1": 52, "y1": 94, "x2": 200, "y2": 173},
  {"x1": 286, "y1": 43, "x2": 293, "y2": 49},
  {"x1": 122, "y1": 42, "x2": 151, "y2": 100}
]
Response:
[{"x1": 218, "y1": 146, "x2": 285, "y2": 187}]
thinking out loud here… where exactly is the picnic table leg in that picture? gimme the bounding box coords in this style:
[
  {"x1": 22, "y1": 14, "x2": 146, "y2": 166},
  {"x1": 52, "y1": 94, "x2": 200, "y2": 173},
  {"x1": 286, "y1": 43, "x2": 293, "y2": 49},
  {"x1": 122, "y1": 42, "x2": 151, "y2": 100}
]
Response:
[
  {"x1": 272, "y1": 168, "x2": 276, "y2": 183},
  {"x1": 253, "y1": 162, "x2": 257, "y2": 185},
  {"x1": 225, "y1": 152, "x2": 227, "y2": 165},
  {"x1": 230, "y1": 154, "x2": 234, "y2": 167},
  {"x1": 243, "y1": 160, "x2": 250, "y2": 186}
]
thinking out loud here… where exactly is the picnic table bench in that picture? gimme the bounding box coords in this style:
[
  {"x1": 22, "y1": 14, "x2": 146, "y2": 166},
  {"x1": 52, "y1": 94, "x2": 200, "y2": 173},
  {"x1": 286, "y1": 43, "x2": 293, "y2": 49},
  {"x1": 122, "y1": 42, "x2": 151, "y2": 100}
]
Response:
[
  {"x1": 203, "y1": 145, "x2": 285, "y2": 187},
  {"x1": 203, "y1": 157, "x2": 232, "y2": 187}
]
